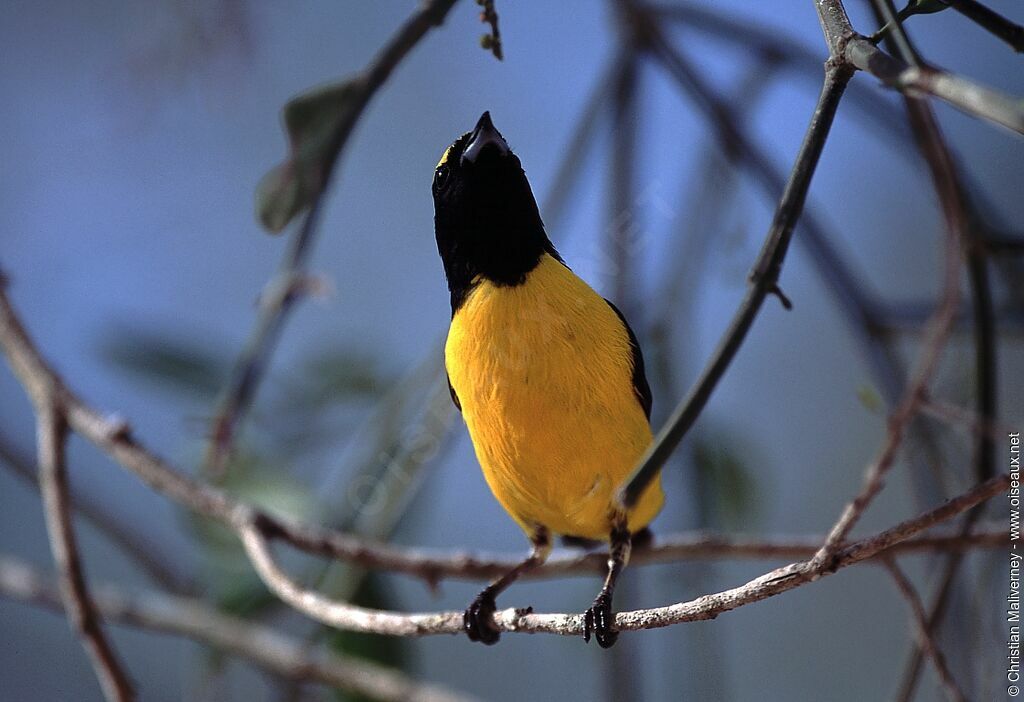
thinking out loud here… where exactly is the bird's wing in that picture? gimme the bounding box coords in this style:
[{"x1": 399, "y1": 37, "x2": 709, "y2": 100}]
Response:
[
  {"x1": 604, "y1": 299, "x2": 653, "y2": 420},
  {"x1": 447, "y1": 369, "x2": 462, "y2": 412}
]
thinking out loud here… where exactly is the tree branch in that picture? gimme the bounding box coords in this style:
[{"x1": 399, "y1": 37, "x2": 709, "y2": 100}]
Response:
[
  {"x1": 0, "y1": 556, "x2": 475, "y2": 702},
  {"x1": 36, "y1": 399, "x2": 135, "y2": 701},
  {"x1": 238, "y1": 474, "x2": 1009, "y2": 637},
  {"x1": 882, "y1": 559, "x2": 967, "y2": 702},
  {"x1": 617, "y1": 7, "x2": 855, "y2": 508},
  {"x1": 864, "y1": 1, "x2": 998, "y2": 697},
  {"x1": 0, "y1": 430, "x2": 191, "y2": 594},
  {"x1": 204, "y1": 0, "x2": 461, "y2": 475},
  {"x1": 816, "y1": 0, "x2": 1024, "y2": 134}
]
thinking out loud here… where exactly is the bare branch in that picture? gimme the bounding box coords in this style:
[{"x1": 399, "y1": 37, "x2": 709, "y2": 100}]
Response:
[
  {"x1": 815, "y1": 0, "x2": 1024, "y2": 134},
  {"x1": 866, "y1": 2, "x2": 998, "y2": 696},
  {"x1": 205, "y1": 0, "x2": 461, "y2": 475},
  {"x1": 246, "y1": 525, "x2": 1008, "y2": 584},
  {"x1": 0, "y1": 431, "x2": 192, "y2": 594},
  {"x1": 617, "y1": 7, "x2": 855, "y2": 508},
  {"x1": 919, "y1": 396, "x2": 1015, "y2": 442},
  {"x1": 882, "y1": 559, "x2": 967, "y2": 702},
  {"x1": 0, "y1": 556, "x2": 475, "y2": 702},
  {"x1": 36, "y1": 400, "x2": 134, "y2": 701},
  {"x1": 809, "y1": 273, "x2": 961, "y2": 570},
  {"x1": 238, "y1": 474, "x2": 1008, "y2": 638},
  {"x1": 945, "y1": 0, "x2": 1024, "y2": 54}
]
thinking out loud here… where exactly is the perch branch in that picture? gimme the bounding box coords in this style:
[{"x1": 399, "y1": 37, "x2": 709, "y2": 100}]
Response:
[{"x1": 238, "y1": 474, "x2": 1009, "y2": 637}]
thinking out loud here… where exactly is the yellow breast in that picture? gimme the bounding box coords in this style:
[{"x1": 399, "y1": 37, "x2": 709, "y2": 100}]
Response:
[{"x1": 445, "y1": 253, "x2": 664, "y2": 540}]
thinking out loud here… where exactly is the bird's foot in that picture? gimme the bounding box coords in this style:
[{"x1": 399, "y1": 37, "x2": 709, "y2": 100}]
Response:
[
  {"x1": 583, "y1": 592, "x2": 618, "y2": 648},
  {"x1": 464, "y1": 590, "x2": 500, "y2": 645}
]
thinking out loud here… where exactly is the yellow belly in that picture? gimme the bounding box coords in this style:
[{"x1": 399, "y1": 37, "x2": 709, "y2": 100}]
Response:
[{"x1": 445, "y1": 253, "x2": 664, "y2": 541}]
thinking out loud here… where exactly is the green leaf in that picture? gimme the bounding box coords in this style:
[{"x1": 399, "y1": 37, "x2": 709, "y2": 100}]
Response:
[
  {"x1": 301, "y1": 350, "x2": 382, "y2": 403},
  {"x1": 856, "y1": 384, "x2": 885, "y2": 414},
  {"x1": 190, "y1": 454, "x2": 315, "y2": 617},
  {"x1": 257, "y1": 80, "x2": 362, "y2": 233},
  {"x1": 326, "y1": 574, "x2": 410, "y2": 702},
  {"x1": 215, "y1": 575, "x2": 277, "y2": 619},
  {"x1": 692, "y1": 434, "x2": 755, "y2": 528},
  {"x1": 101, "y1": 330, "x2": 228, "y2": 398}
]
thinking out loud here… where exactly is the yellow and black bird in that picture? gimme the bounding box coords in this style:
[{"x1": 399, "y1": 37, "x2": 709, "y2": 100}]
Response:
[{"x1": 433, "y1": 112, "x2": 664, "y2": 648}]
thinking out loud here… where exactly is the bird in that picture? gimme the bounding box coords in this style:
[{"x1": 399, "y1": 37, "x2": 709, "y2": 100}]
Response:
[{"x1": 432, "y1": 111, "x2": 664, "y2": 648}]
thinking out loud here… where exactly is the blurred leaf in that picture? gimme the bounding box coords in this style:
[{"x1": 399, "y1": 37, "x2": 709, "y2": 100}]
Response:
[
  {"x1": 326, "y1": 574, "x2": 410, "y2": 702},
  {"x1": 693, "y1": 435, "x2": 755, "y2": 528},
  {"x1": 300, "y1": 349, "x2": 383, "y2": 404},
  {"x1": 101, "y1": 330, "x2": 228, "y2": 398},
  {"x1": 215, "y1": 574, "x2": 276, "y2": 619},
  {"x1": 257, "y1": 80, "x2": 361, "y2": 233},
  {"x1": 856, "y1": 384, "x2": 885, "y2": 414},
  {"x1": 190, "y1": 453, "x2": 315, "y2": 616}
]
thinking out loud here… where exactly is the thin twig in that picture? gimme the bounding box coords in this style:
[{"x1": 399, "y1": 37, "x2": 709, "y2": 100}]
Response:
[
  {"x1": 37, "y1": 400, "x2": 135, "y2": 701},
  {"x1": 882, "y1": 559, "x2": 967, "y2": 702},
  {"x1": 808, "y1": 0, "x2": 968, "y2": 574},
  {"x1": 477, "y1": 0, "x2": 502, "y2": 60},
  {"x1": 866, "y1": 3, "x2": 998, "y2": 697},
  {"x1": 918, "y1": 397, "x2": 1017, "y2": 442},
  {"x1": 617, "y1": 7, "x2": 856, "y2": 508},
  {"x1": 0, "y1": 431, "x2": 191, "y2": 593},
  {"x1": 945, "y1": 0, "x2": 1024, "y2": 54},
  {"x1": 808, "y1": 273, "x2": 961, "y2": 571},
  {"x1": 645, "y1": 7, "x2": 957, "y2": 512},
  {"x1": 204, "y1": 0, "x2": 461, "y2": 476},
  {"x1": 655, "y1": 1, "x2": 911, "y2": 147},
  {"x1": 0, "y1": 556, "x2": 475, "y2": 702}
]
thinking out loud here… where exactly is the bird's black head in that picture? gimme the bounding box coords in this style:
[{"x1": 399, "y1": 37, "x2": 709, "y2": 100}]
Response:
[{"x1": 433, "y1": 112, "x2": 559, "y2": 312}]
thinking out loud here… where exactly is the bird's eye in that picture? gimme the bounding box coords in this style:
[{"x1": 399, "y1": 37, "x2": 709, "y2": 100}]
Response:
[{"x1": 434, "y1": 165, "x2": 450, "y2": 190}]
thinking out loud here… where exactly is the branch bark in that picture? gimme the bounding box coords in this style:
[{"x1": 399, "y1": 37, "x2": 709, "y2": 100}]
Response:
[
  {"x1": 864, "y1": 1, "x2": 999, "y2": 697},
  {"x1": 0, "y1": 556, "x2": 475, "y2": 702},
  {"x1": 882, "y1": 559, "x2": 967, "y2": 702},
  {"x1": 816, "y1": 0, "x2": 1024, "y2": 134},
  {"x1": 36, "y1": 400, "x2": 135, "y2": 701},
  {"x1": 0, "y1": 430, "x2": 191, "y2": 593},
  {"x1": 238, "y1": 474, "x2": 1009, "y2": 637}
]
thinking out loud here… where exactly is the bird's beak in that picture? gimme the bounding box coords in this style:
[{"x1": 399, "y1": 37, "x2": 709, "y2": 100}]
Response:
[{"x1": 461, "y1": 111, "x2": 509, "y2": 165}]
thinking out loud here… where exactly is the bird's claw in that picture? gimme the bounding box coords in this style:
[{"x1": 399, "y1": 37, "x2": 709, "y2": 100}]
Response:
[
  {"x1": 464, "y1": 591, "x2": 500, "y2": 645},
  {"x1": 583, "y1": 592, "x2": 618, "y2": 648}
]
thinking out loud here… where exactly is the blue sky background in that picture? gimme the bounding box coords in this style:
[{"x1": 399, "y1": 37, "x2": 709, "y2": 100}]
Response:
[{"x1": 1, "y1": 1, "x2": 1022, "y2": 700}]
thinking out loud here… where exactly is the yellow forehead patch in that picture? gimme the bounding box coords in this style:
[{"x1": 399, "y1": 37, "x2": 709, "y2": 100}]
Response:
[{"x1": 436, "y1": 145, "x2": 453, "y2": 170}]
